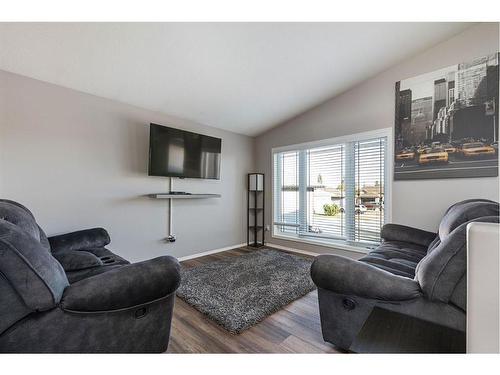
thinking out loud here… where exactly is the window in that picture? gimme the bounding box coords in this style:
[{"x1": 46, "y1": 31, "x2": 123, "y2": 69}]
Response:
[{"x1": 272, "y1": 131, "x2": 389, "y2": 250}]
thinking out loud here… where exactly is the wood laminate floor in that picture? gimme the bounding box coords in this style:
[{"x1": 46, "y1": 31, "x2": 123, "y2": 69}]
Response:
[{"x1": 167, "y1": 246, "x2": 340, "y2": 353}]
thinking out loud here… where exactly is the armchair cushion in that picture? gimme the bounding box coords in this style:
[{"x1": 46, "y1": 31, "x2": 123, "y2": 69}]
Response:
[
  {"x1": 52, "y1": 250, "x2": 103, "y2": 272},
  {"x1": 49, "y1": 227, "x2": 110, "y2": 253},
  {"x1": 311, "y1": 254, "x2": 421, "y2": 301},
  {"x1": 381, "y1": 223, "x2": 437, "y2": 248},
  {"x1": 61, "y1": 256, "x2": 180, "y2": 312},
  {"x1": 360, "y1": 240, "x2": 428, "y2": 277},
  {"x1": 63, "y1": 247, "x2": 130, "y2": 283}
]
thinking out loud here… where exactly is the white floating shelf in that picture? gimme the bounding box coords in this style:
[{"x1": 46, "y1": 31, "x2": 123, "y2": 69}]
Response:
[{"x1": 148, "y1": 193, "x2": 221, "y2": 199}]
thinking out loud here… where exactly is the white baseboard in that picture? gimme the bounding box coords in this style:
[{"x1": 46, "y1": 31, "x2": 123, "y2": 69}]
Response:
[
  {"x1": 178, "y1": 243, "x2": 246, "y2": 262},
  {"x1": 266, "y1": 242, "x2": 321, "y2": 257}
]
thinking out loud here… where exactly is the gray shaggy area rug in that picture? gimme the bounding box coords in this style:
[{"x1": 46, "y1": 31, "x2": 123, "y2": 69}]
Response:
[{"x1": 177, "y1": 248, "x2": 315, "y2": 333}]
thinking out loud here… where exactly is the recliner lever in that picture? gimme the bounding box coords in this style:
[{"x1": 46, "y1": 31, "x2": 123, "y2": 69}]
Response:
[
  {"x1": 342, "y1": 298, "x2": 356, "y2": 311},
  {"x1": 134, "y1": 307, "x2": 149, "y2": 319}
]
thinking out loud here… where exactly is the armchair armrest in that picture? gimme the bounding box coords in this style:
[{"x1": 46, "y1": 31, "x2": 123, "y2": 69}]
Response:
[
  {"x1": 49, "y1": 227, "x2": 110, "y2": 252},
  {"x1": 310, "y1": 254, "x2": 421, "y2": 301},
  {"x1": 381, "y1": 223, "x2": 437, "y2": 247},
  {"x1": 60, "y1": 256, "x2": 180, "y2": 312}
]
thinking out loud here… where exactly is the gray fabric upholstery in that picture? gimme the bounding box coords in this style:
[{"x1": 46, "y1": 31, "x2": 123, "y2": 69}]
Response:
[
  {"x1": 61, "y1": 256, "x2": 180, "y2": 312},
  {"x1": 52, "y1": 250, "x2": 104, "y2": 271},
  {"x1": 416, "y1": 215, "x2": 499, "y2": 305},
  {"x1": 316, "y1": 287, "x2": 466, "y2": 350},
  {"x1": 381, "y1": 223, "x2": 437, "y2": 247},
  {"x1": 360, "y1": 240, "x2": 427, "y2": 277},
  {"x1": 0, "y1": 219, "x2": 69, "y2": 310},
  {"x1": 49, "y1": 227, "x2": 111, "y2": 253},
  {"x1": 61, "y1": 247, "x2": 131, "y2": 283},
  {"x1": 311, "y1": 254, "x2": 421, "y2": 300},
  {"x1": 0, "y1": 199, "x2": 180, "y2": 353},
  {"x1": 450, "y1": 275, "x2": 467, "y2": 311},
  {"x1": 0, "y1": 294, "x2": 176, "y2": 353},
  {"x1": 0, "y1": 275, "x2": 32, "y2": 335},
  {"x1": 56, "y1": 247, "x2": 129, "y2": 283},
  {"x1": 438, "y1": 201, "x2": 499, "y2": 238},
  {"x1": 0, "y1": 200, "x2": 42, "y2": 243},
  {"x1": 311, "y1": 199, "x2": 499, "y2": 350},
  {"x1": 426, "y1": 236, "x2": 441, "y2": 254}
]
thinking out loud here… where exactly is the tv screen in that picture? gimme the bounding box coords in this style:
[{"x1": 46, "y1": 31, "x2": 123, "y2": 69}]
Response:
[{"x1": 148, "y1": 123, "x2": 221, "y2": 179}]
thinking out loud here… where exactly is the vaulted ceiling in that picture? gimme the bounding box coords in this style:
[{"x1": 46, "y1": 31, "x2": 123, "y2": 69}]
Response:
[{"x1": 0, "y1": 23, "x2": 473, "y2": 136}]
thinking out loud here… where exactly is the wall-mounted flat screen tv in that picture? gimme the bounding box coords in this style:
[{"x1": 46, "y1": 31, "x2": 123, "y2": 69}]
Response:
[{"x1": 148, "y1": 123, "x2": 221, "y2": 179}]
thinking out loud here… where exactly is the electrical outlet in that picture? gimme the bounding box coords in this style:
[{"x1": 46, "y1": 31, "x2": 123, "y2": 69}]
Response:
[{"x1": 265, "y1": 225, "x2": 270, "y2": 232}]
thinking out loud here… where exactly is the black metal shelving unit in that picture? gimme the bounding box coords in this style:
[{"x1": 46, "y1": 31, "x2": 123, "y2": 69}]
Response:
[{"x1": 247, "y1": 173, "x2": 265, "y2": 247}]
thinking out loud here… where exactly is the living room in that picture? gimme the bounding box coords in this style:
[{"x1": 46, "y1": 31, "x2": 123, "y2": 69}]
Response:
[{"x1": 1, "y1": 1, "x2": 500, "y2": 373}]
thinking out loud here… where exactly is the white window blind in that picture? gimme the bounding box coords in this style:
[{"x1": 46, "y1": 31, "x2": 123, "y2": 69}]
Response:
[{"x1": 273, "y1": 135, "x2": 387, "y2": 248}]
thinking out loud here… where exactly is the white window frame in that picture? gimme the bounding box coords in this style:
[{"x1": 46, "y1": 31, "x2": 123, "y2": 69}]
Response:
[{"x1": 271, "y1": 128, "x2": 393, "y2": 254}]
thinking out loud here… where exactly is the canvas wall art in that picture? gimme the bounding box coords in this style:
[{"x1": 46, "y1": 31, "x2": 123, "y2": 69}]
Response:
[{"x1": 394, "y1": 53, "x2": 499, "y2": 180}]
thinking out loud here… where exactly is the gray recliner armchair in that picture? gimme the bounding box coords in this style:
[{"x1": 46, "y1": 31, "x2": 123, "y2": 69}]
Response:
[
  {"x1": 0, "y1": 199, "x2": 181, "y2": 353},
  {"x1": 311, "y1": 199, "x2": 499, "y2": 350}
]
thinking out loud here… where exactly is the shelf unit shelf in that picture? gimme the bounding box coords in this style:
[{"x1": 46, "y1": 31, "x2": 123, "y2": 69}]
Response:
[
  {"x1": 148, "y1": 193, "x2": 221, "y2": 199},
  {"x1": 247, "y1": 173, "x2": 265, "y2": 247}
]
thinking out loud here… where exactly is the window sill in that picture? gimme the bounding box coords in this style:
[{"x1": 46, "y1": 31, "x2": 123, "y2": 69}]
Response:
[{"x1": 271, "y1": 233, "x2": 376, "y2": 255}]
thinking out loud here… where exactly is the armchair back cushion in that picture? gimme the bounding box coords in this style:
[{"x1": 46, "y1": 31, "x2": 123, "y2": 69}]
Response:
[
  {"x1": 0, "y1": 201, "x2": 69, "y2": 315},
  {"x1": 427, "y1": 200, "x2": 499, "y2": 255},
  {"x1": 0, "y1": 200, "x2": 48, "y2": 249},
  {"x1": 438, "y1": 200, "x2": 499, "y2": 238},
  {"x1": 416, "y1": 213, "x2": 499, "y2": 309}
]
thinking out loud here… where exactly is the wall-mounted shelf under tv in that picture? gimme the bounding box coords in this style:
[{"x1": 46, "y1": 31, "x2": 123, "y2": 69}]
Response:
[{"x1": 148, "y1": 193, "x2": 221, "y2": 199}]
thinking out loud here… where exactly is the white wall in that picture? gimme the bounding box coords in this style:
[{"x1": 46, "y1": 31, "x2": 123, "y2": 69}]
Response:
[
  {"x1": 1, "y1": 23, "x2": 498, "y2": 261},
  {"x1": 254, "y1": 22, "x2": 500, "y2": 255},
  {"x1": 0, "y1": 70, "x2": 254, "y2": 262}
]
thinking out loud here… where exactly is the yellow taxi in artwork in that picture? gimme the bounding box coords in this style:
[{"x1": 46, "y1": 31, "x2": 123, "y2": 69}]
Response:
[
  {"x1": 460, "y1": 142, "x2": 496, "y2": 158},
  {"x1": 442, "y1": 143, "x2": 457, "y2": 154},
  {"x1": 417, "y1": 145, "x2": 429, "y2": 154},
  {"x1": 418, "y1": 146, "x2": 449, "y2": 165},
  {"x1": 396, "y1": 148, "x2": 415, "y2": 161}
]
